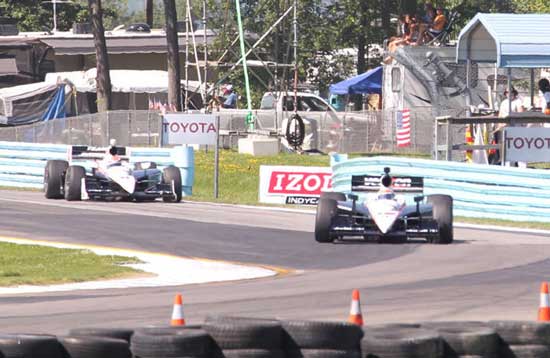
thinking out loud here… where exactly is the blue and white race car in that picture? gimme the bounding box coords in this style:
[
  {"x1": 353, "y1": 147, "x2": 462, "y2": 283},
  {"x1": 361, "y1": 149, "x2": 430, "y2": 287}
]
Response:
[{"x1": 315, "y1": 167, "x2": 453, "y2": 244}]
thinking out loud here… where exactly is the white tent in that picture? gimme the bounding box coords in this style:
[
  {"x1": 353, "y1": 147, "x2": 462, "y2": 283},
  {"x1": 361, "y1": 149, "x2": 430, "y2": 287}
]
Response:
[{"x1": 44, "y1": 69, "x2": 203, "y2": 93}]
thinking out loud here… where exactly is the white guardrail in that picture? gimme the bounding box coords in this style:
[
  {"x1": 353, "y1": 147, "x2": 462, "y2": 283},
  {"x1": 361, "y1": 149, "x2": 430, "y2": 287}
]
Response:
[
  {"x1": 0, "y1": 141, "x2": 194, "y2": 196},
  {"x1": 331, "y1": 154, "x2": 550, "y2": 223}
]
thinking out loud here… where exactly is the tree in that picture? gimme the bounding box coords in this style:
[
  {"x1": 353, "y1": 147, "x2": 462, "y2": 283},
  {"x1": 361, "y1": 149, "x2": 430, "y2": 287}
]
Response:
[
  {"x1": 88, "y1": 0, "x2": 112, "y2": 112},
  {"x1": 163, "y1": 0, "x2": 182, "y2": 111},
  {"x1": 0, "y1": 0, "x2": 124, "y2": 32}
]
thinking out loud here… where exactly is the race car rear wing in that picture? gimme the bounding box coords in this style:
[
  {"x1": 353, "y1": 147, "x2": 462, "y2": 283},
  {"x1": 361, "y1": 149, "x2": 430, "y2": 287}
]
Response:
[
  {"x1": 71, "y1": 145, "x2": 129, "y2": 162},
  {"x1": 351, "y1": 175, "x2": 424, "y2": 193}
]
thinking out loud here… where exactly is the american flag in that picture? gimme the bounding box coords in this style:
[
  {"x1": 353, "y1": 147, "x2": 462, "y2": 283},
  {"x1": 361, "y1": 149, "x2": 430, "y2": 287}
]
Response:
[{"x1": 396, "y1": 108, "x2": 411, "y2": 147}]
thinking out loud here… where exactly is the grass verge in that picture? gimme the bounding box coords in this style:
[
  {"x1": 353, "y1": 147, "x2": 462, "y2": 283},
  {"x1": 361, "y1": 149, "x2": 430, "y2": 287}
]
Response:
[{"x1": 0, "y1": 242, "x2": 145, "y2": 286}]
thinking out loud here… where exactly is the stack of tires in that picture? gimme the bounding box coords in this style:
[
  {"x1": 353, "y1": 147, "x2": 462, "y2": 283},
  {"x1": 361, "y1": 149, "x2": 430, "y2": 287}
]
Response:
[
  {"x1": 60, "y1": 327, "x2": 134, "y2": 358},
  {"x1": 203, "y1": 316, "x2": 285, "y2": 358},
  {"x1": 131, "y1": 325, "x2": 211, "y2": 358},
  {"x1": 361, "y1": 323, "x2": 444, "y2": 358},
  {"x1": 282, "y1": 320, "x2": 363, "y2": 358},
  {"x1": 489, "y1": 321, "x2": 550, "y2": 358},
  {"x1": 419, "y1": 321, "x2": 501, "y2": 358}
]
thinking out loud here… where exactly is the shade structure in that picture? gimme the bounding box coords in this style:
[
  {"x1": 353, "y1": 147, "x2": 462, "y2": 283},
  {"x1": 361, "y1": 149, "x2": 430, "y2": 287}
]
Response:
[{"x1": 329, "y1": 66, "x2": 382, "y2": 95}]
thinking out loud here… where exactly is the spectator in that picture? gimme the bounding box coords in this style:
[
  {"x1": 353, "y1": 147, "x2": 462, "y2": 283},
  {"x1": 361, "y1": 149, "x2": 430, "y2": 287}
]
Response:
[
  {"x1": 426, "y1": 6, "x2": 447, "y2": 42},
  {"x1": 222, "y1": 85, "x2": 238, "y2": 109},
  {"x1": 496, "y1": 88, "x2": 525, "y2": 167},
  {"x1": 538, "y1": 78, "x2": 550, "y2": 113},
  {"x1": 417, "y1": 3, "x2": 436, "y2": 45}
]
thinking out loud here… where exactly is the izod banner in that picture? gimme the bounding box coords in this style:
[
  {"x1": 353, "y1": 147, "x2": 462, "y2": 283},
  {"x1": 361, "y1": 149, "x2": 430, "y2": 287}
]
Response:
[
  {"x1": 259, "y1": 165, "x2": 332, "y2": 205},
  {"x1": 163, "y1": 114, "x2": 217, "y2": 145},
  {"x1": 504, "y1": 127, "x2": 550, "y2": 162}
]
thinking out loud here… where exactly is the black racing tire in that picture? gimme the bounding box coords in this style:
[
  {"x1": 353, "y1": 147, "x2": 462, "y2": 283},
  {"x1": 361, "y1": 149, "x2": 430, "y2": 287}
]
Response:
[
  {"x1": 427, "y1": 194, "x2": 453, "y2": 244},
  {"x1": 205, "y1": 315, "x2": 279, "y2": 325},
  {"x1": 361, "y1": 327, "x2": 444, "y2": 358},
  {"x1": 488, "y1": 321, "x2": 550, "y2": 346},
  {"x1": 320, "y1": 192, "x2": 346, "y2": 202},
  {"x1": 220, "y1": 349, "x2": 286, "y2": 358},
  {"x1": 420, "y1": 321, "x2": 499, "y2": 357},
  {"x1": 44, "y1": 160, "x2": 68, "y2": 199},
  {"x1": 130, "y1": 329, "x2": 211, "y2": 357},
  {"x1": 286, "y1": 349, "x2": 361, "y2": 358},
  {"x1": 203, "y1": 320, "x2": 283, "y2": 350},
  {"x1": 282, "y1": 320, "x2": 363, "y2": 350},
  {"x1": 133, "y1": 325, "x2": 202, "y2": 336},
  {"x1": 504, "y1": 344, "x2": 550, "y2": 358},
  {"x1": 64, "y1": 165, "x2": 86, "y2": 201},
  {"x1": 68, "y1": 328, "x2": 134, "y2": 343},
  {"x1": 285, "y1": 113, "x2": 306, "y2": 148},
  {"x1": 134, "y1": 161, "x2": 157, "y2": 170},
  {"x1": 162, "y1": 165, "x2": 182, "y2": 203},
  {"x1": 0, "y1": 334, "x2": 63, "y2": 358},
  {"x1": 365, "y1": 323, "x2": 422, "y2": 330},
  {"x1": 315, "y1": 198, "x2": 337, "y2": 243},
  {"x1": 59, "y1": 336, "x2": 131, "y2": 358}
]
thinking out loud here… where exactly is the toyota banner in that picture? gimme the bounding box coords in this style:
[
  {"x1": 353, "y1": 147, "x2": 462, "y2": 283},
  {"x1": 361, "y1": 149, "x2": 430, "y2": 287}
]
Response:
[{"x1": 259, "y1": 165, "x2": 332, "y2": 205}]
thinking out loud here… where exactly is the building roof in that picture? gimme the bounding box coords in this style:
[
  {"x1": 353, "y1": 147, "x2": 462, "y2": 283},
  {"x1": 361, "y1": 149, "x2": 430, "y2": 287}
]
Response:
[
  {"x1": 456, "y1": 13, "x2": 550, "y2": 68},
  {"x1": 0, "y1": 30, "x2": 213, "y2": 56}
]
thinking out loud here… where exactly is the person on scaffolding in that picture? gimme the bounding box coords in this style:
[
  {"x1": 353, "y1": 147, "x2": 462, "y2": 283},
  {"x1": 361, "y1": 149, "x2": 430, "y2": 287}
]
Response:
[{"x1": 222, "y1": 85, "x2": 238, "y2": 109}]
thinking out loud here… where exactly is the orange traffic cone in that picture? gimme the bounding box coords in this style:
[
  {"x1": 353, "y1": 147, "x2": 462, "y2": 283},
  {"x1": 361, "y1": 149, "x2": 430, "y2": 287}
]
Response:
[
  {"x1": 348, "y1": 289, "x2": 364, "y2": 325},
  {"x1": 539, "y1": 283, "x2": 550, "y2": 321},
  {"x1": 171, "y1": 294, "x2": 186, "y2": 326}
]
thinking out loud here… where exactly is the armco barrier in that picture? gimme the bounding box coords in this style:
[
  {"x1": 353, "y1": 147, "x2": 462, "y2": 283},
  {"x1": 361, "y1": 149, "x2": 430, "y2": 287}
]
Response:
[
  {"x1": 0, "y1": 141, "x2": 194, "y2": 196},
  {"x1": 331, "y1": 154, "x2": 550, "y2": 223}
]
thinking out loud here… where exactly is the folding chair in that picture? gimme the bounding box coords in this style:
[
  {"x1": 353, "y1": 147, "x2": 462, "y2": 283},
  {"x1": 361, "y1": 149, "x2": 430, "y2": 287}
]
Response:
[{"x1": 426, "y1": 10, "x2": 460, "y2": 46}]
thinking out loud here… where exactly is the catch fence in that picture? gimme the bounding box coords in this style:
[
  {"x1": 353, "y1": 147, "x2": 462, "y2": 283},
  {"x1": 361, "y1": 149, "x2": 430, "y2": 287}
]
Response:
[{"x1": 0, "y1": 108, "x2": 439, "y2": 154}]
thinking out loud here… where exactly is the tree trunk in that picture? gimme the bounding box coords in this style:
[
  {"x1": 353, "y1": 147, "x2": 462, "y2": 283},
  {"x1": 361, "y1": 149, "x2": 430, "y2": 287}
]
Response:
[
  {"x1": 88, "y1": 0, "x2": 112, "y2": 112},
  {"x1": 145, "y1": 0, "x2": 154, "y2": 28},
  {"x1": 163, "y1": 0, "x2": 182, "y2": 111},
  {"x1": 354, "y1": 0, "x2": 368, "y2": 110}
]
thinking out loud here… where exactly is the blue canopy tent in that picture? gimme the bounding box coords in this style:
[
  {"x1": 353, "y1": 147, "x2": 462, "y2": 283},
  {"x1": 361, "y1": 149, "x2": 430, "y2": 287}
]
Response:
[{"x1": 329, "y1": 66, "x2": 383, "y2": 95}]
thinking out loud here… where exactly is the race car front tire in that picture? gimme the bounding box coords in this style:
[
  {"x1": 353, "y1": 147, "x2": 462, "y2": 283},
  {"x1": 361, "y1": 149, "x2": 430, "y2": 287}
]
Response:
[
  {"x1": 320, "y1": 192, "x2": 346, "y2": 202},
  {"x1": 427, "y1": 194, "x2": 453, "y2": 244},
  {"x1": 64, "y1": 165, "x2": 86, "y2": 201},
  {"x1": 162, "y1": 166, "x2": 182, "y2": 203},
  {"x1": 44, "y1": 160, "x2": 68, "y2": 199},
  {"x1": 315, "y1": 198, "x2": 337, "y2": 243}
]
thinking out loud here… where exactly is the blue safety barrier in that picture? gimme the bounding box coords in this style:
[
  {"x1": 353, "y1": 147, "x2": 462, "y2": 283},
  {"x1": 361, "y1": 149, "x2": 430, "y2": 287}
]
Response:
[
  {"x1": 330, "y1": 154, "x2": 550, "y2": 223},
  {"x1": 0, "y1": 141, "x2": 194, "y2": 196}
]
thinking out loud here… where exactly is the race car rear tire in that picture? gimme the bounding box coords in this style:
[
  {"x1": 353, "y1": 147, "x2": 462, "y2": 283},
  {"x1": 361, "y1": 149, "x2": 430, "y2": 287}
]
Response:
[
  {"x1": 162, "y1": 166, "x2": 182, "y2": 203},
  {"x1": 427, "y1": 194, "x2": 453, "y2": 244},
  {"x1": 44, "y1": 160, "x2": 68, "y2": 199},
  {"x1": 320, "y1": 192, "x2": 346, "y2": 202},
  {"x1": 64, "y1": 165, "x2": 86, "y2": 201},
  {"x1": 315, "y1": 198, "x2": 337, "y2": 243}
]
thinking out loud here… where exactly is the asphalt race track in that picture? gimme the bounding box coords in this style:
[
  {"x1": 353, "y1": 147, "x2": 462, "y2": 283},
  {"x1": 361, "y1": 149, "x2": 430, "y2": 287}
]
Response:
[{"x1": 1, "y1": 190, "x2": 550, "y2": 334}]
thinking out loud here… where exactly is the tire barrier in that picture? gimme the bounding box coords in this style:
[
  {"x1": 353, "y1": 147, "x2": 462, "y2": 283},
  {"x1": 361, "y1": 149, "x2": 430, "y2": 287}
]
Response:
[
  {"x1": 4, "y1": 319, "x2": 550, "y2": 358},
  {"x1": 331, "y1": 154, "x2": 550, "y2": 223},
  {"x1": 0, "y1": 141, "x2": 194, "y2": 196}
]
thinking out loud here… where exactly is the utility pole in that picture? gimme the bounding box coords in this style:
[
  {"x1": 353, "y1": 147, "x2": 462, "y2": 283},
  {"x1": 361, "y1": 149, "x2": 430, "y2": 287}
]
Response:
[
  {"x1": 88, "y1": 0, "x2": 112, "y2": 112},
  {"x1": 163, "y1": 0, "x2": 182, "y2": 111}
]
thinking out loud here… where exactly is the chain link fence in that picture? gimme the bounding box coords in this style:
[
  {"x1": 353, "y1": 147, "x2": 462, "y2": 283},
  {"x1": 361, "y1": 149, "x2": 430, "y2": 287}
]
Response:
[
  {"x1": 0, "y1": 111, "x2": 163, "y2": 147},
  {"x1": 0, "y1": 109, "x2": 440, "y2": 155}
]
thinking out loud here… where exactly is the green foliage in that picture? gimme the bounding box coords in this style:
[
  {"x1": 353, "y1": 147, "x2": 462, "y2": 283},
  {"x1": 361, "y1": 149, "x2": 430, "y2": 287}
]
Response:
[{"x1": 0, "y1": 0, "x2": 126, "y2": 32}]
